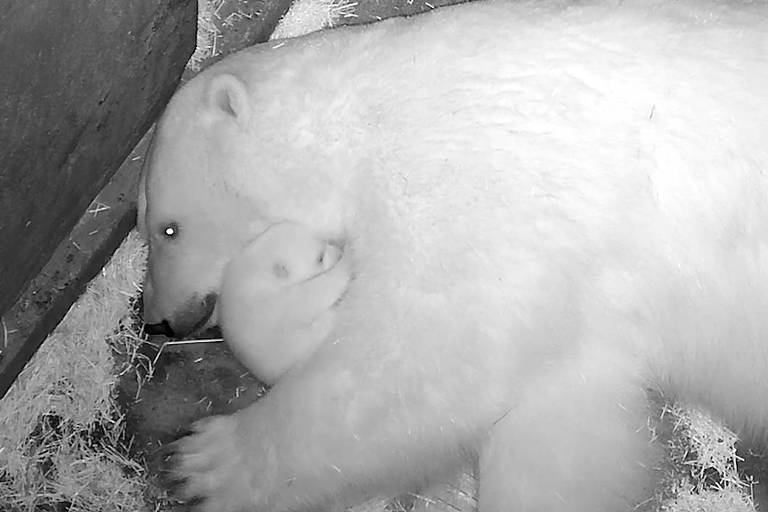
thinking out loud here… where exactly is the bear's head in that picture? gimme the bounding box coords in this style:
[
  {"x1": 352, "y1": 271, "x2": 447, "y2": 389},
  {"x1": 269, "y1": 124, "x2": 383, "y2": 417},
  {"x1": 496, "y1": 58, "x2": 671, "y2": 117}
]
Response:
[{"x1": 138, "y1": 67, "x2": 355, "y2": 337}]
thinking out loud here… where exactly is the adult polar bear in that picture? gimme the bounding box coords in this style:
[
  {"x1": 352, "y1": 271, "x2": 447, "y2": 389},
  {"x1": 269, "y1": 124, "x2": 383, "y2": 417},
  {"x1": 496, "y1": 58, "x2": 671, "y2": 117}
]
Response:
[{"x1": 138, "y1": 0, "x2": 768, "y2": 510}]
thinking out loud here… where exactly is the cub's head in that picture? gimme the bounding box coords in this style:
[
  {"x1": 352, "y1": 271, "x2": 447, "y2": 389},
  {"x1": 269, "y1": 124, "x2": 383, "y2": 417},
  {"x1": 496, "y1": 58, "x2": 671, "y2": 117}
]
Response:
[
  {"x1": 243, "y1": 222, "x2": 344, "y2": 286},
  {"x1": 138, "y1": 65, "x2": 353, "y2": 337}
]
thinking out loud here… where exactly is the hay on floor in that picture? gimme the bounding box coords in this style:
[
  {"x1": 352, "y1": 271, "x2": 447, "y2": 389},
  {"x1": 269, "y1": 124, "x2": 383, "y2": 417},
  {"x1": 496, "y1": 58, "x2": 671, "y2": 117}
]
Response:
[{"x1": 0, "y1": 231, "x2": 148, "y2": 512}]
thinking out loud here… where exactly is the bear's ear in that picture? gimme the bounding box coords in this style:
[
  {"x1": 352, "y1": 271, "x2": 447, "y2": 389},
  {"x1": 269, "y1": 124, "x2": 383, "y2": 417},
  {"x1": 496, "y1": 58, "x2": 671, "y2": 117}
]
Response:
[{"x1": 205, "y1": 73, "x2": 250, "y2": 125}]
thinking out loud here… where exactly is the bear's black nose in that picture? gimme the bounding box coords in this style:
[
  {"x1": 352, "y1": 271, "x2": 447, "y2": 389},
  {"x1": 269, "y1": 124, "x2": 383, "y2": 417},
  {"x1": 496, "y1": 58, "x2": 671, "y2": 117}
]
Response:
[{"x1": 143, "y1": 319, "x2": 175, "y2": 337}]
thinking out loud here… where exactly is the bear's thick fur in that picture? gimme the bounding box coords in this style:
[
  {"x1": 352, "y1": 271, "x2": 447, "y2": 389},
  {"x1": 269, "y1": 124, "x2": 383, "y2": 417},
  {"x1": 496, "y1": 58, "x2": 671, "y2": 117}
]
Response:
[{"x1": 138, "y1": 1, "x2": 768, "y2": 510}]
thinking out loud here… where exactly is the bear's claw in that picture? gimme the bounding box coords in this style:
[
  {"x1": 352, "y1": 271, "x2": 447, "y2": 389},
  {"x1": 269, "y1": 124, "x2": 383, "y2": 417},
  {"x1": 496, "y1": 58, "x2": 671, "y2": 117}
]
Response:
[{"x1": 169, "y1": 414, "x2": 259, "y2": 512}]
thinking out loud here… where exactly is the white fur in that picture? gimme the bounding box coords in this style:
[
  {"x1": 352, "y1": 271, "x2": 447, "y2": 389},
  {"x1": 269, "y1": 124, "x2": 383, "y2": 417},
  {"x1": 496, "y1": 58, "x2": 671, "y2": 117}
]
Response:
[
  {"x1": 139, "y1": 1, "x2": 768, "y2": 511},
  {"x1": 219, "y1": 222, "x2": 350, "y2": 384}
]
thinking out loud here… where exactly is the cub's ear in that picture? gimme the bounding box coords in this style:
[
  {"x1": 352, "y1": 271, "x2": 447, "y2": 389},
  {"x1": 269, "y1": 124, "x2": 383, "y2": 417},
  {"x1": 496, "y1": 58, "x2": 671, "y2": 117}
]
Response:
[{"x1": 204, "y1": 73, "x2": 250, "y2": 125}]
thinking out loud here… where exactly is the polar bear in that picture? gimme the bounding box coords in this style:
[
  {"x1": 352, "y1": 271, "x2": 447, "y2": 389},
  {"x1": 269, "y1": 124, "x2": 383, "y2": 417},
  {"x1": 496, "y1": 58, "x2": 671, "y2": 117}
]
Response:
[
  {"x1": 137, "y1": 0, "x2": 768, "y2": 511},
  {"x1": 218, "y1": 221, "x2": 351, "y2": 385}
]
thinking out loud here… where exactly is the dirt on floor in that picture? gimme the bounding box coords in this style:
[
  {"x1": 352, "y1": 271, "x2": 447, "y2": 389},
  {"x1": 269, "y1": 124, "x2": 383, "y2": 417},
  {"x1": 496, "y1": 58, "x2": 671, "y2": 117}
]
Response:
[{"x1": 116, "y1": 327, "x2": 266, "y2": 510}]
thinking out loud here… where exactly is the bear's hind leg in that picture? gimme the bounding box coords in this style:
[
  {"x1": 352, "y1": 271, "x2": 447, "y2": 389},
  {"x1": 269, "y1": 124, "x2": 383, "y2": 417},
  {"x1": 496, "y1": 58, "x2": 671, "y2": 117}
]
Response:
[{"x1": 478, "y1": 346, "x2": 661, "y2": 512}]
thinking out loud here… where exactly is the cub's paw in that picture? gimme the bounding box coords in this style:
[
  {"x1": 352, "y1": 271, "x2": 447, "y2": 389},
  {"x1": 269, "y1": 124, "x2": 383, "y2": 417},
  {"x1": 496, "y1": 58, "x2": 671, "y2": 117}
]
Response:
[{"x1": 169, "y1": 414, "x2": 259, "y2": 512}]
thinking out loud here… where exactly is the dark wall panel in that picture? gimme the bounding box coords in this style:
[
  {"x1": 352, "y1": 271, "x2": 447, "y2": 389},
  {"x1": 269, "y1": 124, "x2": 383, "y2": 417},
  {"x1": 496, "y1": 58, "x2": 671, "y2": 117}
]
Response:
[{"x1": 0, "y1": 0, "x2": 197, "y2": 316}]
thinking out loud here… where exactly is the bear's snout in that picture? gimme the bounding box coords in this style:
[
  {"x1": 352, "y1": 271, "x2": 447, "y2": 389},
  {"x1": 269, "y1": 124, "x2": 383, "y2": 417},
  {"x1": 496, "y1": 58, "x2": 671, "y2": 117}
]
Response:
[
  {"x1": 142, "y1": 290, "x2": 218, "y2": 339},
  {"x1": 143, "y1": 319, "x2": 175, "y2": 337}
]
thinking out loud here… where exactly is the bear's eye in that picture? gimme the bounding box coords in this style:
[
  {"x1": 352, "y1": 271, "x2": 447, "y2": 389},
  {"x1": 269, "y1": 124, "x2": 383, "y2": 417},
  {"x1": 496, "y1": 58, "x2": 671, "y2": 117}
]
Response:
[{"x1": 161, "y1": 222, "x2": 180, "y2": 239}]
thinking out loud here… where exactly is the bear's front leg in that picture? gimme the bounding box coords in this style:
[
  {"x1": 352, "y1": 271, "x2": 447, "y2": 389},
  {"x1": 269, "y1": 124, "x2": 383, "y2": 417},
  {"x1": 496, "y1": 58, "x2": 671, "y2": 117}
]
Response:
[{"x1": 171, "y1": 292, "x2": 511, "y2": 512}]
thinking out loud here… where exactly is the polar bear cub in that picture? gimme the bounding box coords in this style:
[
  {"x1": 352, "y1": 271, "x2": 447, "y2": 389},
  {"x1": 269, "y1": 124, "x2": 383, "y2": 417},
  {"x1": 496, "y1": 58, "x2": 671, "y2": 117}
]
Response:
[{"x1": 219, "y1": 222, "x2": 351, "y2": 384}]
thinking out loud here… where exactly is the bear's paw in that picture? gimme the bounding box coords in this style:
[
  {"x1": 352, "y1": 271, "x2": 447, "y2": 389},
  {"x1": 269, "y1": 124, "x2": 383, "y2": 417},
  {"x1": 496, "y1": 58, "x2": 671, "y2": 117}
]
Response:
[{"x1": 170, "y1": 414, "x2": 260, "y2": 512}]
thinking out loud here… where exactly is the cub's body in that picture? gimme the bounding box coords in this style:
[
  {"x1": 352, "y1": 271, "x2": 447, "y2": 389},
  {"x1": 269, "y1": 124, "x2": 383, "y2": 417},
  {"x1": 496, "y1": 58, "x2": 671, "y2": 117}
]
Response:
[
  {"x1": 219, "y1": 222, "x2": 350, "y2": 384},
  {"x1": 138, "y1": 1, "x2": 768, "y2": 510}
]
